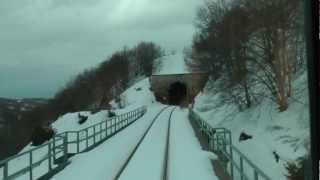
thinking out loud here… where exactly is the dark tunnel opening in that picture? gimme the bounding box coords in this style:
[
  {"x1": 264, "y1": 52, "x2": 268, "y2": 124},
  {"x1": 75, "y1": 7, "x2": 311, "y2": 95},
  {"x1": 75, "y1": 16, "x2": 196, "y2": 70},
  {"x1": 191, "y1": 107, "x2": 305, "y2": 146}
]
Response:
[{"x1": 168, "y1": 81, "x2": 187, "y2": 105}]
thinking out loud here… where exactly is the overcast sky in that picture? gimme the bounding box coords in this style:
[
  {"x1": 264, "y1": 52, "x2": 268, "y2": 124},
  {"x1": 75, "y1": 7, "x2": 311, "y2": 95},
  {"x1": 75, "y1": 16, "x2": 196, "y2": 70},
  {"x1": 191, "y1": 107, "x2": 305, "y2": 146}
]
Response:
[{"x1": 0, "y1": 0, "x2": 201, "y2": 99}]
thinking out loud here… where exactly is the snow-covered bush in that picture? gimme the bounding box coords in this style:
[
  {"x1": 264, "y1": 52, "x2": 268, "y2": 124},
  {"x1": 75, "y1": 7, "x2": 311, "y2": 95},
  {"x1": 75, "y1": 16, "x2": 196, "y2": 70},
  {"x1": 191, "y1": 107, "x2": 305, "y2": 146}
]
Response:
[
  {"x1": 107, "y1": 110, "x2": 116, "y2": 118},
  {"x1": 31, "y1": 126, "x2": 56, "y2": 146}
]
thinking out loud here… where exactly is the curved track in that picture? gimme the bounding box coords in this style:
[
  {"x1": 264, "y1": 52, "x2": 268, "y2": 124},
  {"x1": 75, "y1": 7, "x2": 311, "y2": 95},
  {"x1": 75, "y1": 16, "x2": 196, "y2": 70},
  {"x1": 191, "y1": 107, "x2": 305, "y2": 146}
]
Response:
[{"x1": 114, "y1": 106, "x2": 176, "y2": 180}]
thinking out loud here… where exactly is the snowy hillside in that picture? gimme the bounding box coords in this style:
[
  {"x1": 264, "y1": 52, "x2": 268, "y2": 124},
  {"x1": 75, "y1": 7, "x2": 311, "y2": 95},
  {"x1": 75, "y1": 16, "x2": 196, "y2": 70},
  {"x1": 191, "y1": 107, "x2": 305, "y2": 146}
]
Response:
[
  {"x1": 193, "y1": 72, "x2": 310, "y2": 180},
  {"x1": 0, "y1": 78, "x2": 157, "y2": 179},
  {"x1": 17, "y1": 78, "x2": 156, "y2": 154},
  {"x1": 155, "y1": 51, "x2": 189, "y2": 75}
]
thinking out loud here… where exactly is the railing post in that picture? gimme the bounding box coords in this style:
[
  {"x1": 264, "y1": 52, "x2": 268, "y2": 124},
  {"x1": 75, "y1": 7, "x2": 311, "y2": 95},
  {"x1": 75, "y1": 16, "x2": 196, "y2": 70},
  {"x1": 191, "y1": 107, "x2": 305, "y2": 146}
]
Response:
[
  {"x1": 93, "y1": 126, "x2": 96, "y2": 144},
  {"x1": 105, "y1": 121, "x2": 108, "y2": 137},
  {"x1": 254, "y1": 171, "x2": 259, "y2": 180},
  {"x1": 100, "y1": 123, "x2": 102, "y2": 139},
  {"x1": 48, "y1": 143, "x2": 52, "y2": 171},
  {"x1": 77, "y1": 132, "x2": 80, "y2": 153},
  {"x1": 63, "y1": 134, "x2": 68, "y2": 164},
  {"x1": 86, "y1": 129, "x2": 88, "y2": 149},
  {"x1": 121, "y1": 115, "x2": 123, "y2": 128},
  {"x1": 113, "y1": 118, "x2": 116, "y2": 133},
  {"x1": 116, "y1": 116, "x2": 118, "y2": 131},
  {"x1": 229, "y1": 133, "x2": 234, "y2": 180},
  {"x1": 223, "y1": 130, "x2": 227, "y2": 152},
  {"x1": 240, "y1": 156, "x2": 244, "y2": 180},
  {"x1": 3, "y1": 161, "x2": 8, "y2": 179},
  {"x1": 29, "y1": 151, "x2": 33, "y2": 180},
  {"x1": 52, "y1": 136, "x2": 56, "y2": 162},
  {"x1": 127, "y1": 113, "x2": 130, "y2": 124}
]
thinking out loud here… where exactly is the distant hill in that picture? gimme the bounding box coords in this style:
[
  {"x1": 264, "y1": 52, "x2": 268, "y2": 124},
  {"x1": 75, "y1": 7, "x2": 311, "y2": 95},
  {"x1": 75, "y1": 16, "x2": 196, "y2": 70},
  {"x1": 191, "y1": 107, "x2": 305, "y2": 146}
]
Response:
[
  {"x1": 0, "y1": 97, "x2": 47, "y2": 125},
  {"x1": 0, "y1": 97, "x2": 47, "y2": 160}
]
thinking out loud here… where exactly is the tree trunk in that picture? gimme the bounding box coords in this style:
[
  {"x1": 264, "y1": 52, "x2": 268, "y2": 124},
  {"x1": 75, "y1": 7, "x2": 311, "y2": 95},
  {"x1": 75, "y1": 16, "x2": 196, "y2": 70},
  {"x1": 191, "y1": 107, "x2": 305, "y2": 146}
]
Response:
[
  {"x1": 243, "y1": 81, "x2": 252, "y2": 108},
  {"x1": 275, "y1": 29, "x2": 289, "y2": 112}
]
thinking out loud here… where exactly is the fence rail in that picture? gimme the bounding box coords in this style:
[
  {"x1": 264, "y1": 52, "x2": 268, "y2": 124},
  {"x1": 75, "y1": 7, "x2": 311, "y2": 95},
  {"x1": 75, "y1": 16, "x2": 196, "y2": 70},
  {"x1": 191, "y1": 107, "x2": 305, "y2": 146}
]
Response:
[
  {"x1": 0, "y1": 106, "x2": 147, "y2": 180},
  {"x1": 189, "y1": 109, "x2": 271, "y2": 180}
]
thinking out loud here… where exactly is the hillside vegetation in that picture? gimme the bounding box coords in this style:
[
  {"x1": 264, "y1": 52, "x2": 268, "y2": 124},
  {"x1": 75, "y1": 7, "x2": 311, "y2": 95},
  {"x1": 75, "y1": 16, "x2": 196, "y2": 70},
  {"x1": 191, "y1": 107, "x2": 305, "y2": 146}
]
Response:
[
  {"x1": 185, "y1": 0, "x2": 310, "y2": 179},
  {"x1": 0, "y1": 41, "x2": 164, "y2": 160}
]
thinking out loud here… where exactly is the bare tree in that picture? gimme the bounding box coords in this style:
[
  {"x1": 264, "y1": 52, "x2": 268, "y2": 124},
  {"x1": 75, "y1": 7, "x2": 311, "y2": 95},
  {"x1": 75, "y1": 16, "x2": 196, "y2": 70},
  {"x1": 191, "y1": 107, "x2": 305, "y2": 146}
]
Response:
[
  {"x1": 245, "y1": 0, "x2": 302, "y2": 111},
  {"x1": 134, "y1": 41, "x2": 164, "y2": 76},
  {"x1": 186, "y1": 0, "x2": 304, "y2": 112}
]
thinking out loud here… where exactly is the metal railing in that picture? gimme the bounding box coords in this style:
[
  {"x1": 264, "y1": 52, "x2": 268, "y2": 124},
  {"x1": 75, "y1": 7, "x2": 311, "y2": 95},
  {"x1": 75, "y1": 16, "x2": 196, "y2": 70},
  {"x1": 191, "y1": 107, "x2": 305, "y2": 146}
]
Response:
[
  {"x1": 189, "y1": 109, "x2": 271, "y2": 180},
  {"x1": 0, "y1": 106, "x2": 147, "y2": 180}
]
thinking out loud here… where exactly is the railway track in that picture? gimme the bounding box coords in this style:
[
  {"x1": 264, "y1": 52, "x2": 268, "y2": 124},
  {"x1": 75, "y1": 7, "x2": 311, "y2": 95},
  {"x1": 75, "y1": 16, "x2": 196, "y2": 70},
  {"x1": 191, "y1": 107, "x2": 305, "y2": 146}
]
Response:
[{"x1": 113, "y1": 106, "x2": 176, "y2": 180}]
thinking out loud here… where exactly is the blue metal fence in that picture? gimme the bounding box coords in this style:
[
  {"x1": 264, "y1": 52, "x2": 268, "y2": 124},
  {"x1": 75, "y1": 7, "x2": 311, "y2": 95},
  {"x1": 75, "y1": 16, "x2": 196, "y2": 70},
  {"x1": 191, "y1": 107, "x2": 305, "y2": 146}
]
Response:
[{"x1": 189, "y1": 109, "x2": 271, "y2": 180}]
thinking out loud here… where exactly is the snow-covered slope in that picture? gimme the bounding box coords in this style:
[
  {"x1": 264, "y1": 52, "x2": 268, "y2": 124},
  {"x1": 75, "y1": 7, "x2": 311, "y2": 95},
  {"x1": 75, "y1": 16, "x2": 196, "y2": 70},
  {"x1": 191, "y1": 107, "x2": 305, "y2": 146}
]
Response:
[
  {"x1": 193, "y1": 72, "x2": 310, "y2": 180},
  {"x1": 155, "y1": 51, "x2": 189, "y2": 75},
  {"x1": 18, "y1": 78, "x2": 156, "y2": 153}
]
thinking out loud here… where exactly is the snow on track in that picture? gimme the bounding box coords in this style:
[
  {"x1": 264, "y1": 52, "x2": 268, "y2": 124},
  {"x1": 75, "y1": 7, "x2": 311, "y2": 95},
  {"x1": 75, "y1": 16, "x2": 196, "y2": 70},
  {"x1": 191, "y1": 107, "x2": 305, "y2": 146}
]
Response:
[
  {"x1": 118, "y1": 107, "x2": 174, "y2": 180},
  {"x1": 169, "y1": 108, "x2": 218, "y2": 180},
  {"x1": 51, "y1": 105, "x2": 164, "y2": 180}
]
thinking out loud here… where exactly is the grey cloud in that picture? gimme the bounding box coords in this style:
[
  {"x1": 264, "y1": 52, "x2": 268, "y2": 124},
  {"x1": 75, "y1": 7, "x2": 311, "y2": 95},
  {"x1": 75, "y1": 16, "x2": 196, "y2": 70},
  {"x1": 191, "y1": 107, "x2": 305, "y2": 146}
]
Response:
[{"x1": 0, "y1": 0, "x2": 202, "y2": 98}]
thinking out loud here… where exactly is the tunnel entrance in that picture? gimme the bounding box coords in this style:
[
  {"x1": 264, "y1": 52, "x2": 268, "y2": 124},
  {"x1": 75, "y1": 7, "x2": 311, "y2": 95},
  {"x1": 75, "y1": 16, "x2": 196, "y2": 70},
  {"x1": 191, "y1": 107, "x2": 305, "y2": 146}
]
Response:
[{"x1": 168, "y1": 81, "x2": 187, "y2": 105}]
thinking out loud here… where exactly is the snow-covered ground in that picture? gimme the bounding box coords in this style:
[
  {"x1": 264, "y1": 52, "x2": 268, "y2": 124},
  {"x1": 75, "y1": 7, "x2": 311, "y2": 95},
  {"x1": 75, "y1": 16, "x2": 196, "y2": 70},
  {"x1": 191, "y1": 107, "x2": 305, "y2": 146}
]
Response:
[
  {"x1": 51, "y1": 104, "x2": 164, "y2": 180},
  {"x1": 169, "y1": 108, "x2": 218, "y2": 180},
  {"x1": 193, "y1": 72, "x2": 311, "y2": 180},
  {"x1": 118, "y1": 107, "x2": 174, "y2": 179},
  {"x1": 118, "y1": 107, "x2": 219, "y2": 180}
]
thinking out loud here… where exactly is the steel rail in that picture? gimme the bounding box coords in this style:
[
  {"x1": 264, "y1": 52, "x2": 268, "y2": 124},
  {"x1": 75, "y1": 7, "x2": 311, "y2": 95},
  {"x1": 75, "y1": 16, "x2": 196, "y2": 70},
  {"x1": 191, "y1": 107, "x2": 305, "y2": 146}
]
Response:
[
  {"x1": 162, "y1": 107, "x2": 176, "y2": 180},
  {"x1": 114, "y1": 106, "x2": 174, "y2": 180}
]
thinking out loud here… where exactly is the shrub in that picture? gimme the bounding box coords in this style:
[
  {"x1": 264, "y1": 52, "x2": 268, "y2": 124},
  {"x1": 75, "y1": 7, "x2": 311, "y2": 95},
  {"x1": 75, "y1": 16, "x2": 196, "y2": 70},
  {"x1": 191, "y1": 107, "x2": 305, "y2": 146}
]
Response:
[
  {"x1": 31, "y1": 126, "x2": 55, "y2": 146},
  {"x1": 285, "y1": 158, "x2": 306, "y2": 180},
  {"x1": 238, "y1": 131, "x2": 253, "y2": 142},
  {"x1": 108, "y1": 110, "x2": 116, "y2": 118}
]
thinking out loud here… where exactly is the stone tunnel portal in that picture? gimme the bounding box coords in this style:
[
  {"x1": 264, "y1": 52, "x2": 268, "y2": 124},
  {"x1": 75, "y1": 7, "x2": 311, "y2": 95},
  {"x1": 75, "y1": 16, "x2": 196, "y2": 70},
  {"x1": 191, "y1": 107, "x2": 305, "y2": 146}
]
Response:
[{"x1": 150, "y1": 72, "x2": 209, "y2": 106}]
